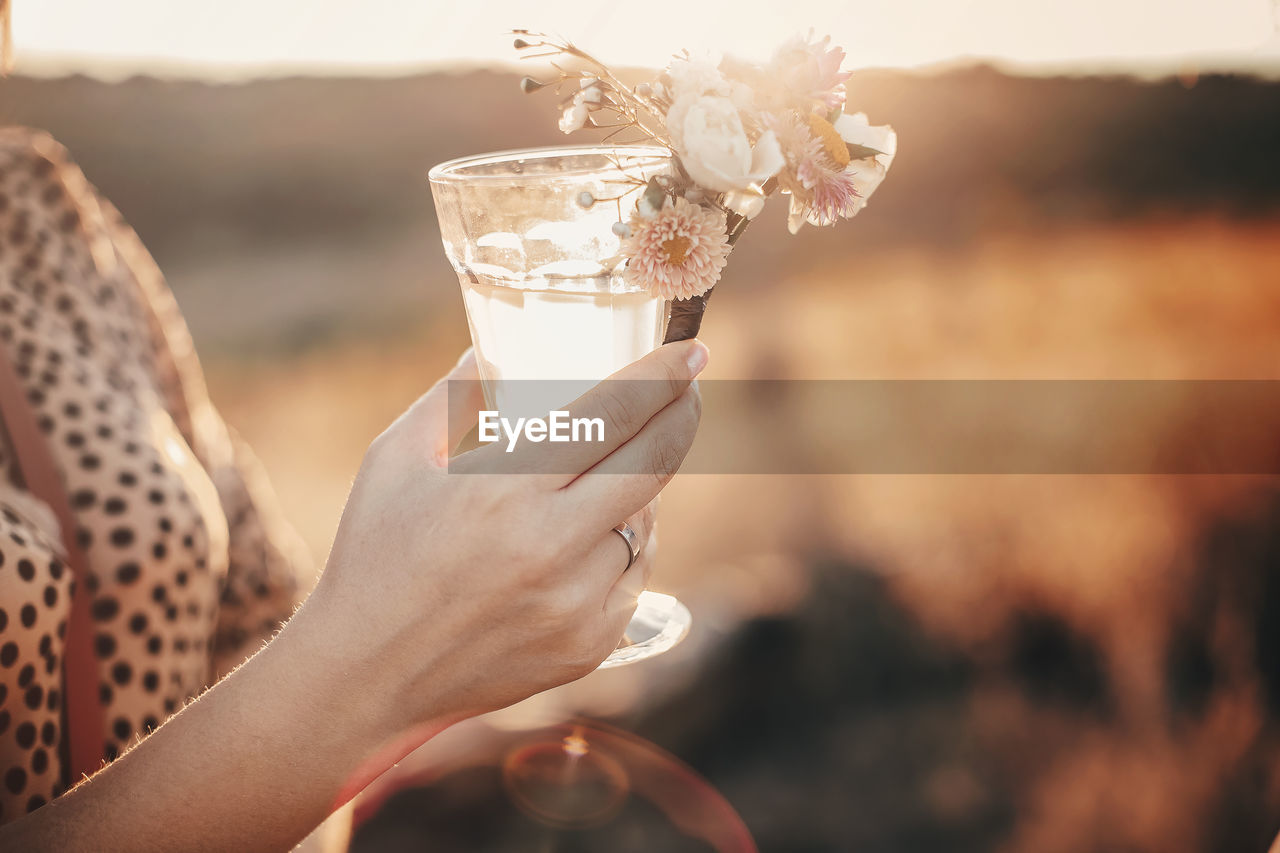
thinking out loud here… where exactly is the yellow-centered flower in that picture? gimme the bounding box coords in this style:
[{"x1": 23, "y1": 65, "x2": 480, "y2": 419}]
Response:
[
  {"x1": 661, "y1": 236, "x2": 693, "y2": 266},
  {"x1": 807, "y1": 114, "x2": 850, "y2": 168}
]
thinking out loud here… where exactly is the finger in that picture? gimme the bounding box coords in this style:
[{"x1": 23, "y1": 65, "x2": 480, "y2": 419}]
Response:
[
  {"x1": 599, "y1": 538, "x2": 657, "y2": 645},
  {"x1": 610, "y1": 501, "x2": 656, "y2": 580},
  {"x1": 562, "y1": 383, "x2": 700, "y2": 530},
  {"x1": 387, "y1": 349, "x2": 481, "y2": 465},
  {"x1": 443, "y1": 356, "x2": 486, "y2": 458},
  {"x1": 591, "y1": 534, "x2": 655, "y2": 651},
  {"x1": 608, "y1": 521, "x2": 657, "y2": 607},
  {"x1": 477, "y1": 339, "x2": 708, "y2": 480},
  {"x1": 574, "y1": 499, "x2": 655, "y2": 593},
  {"x1": 637, "y1": 519, "x2": 657, "y2": 589}
]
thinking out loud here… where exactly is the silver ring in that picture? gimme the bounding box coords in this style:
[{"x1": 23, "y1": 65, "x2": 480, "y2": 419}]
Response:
[{"x1": 613, "y1": 522, "x2": 641, "y2": 571}]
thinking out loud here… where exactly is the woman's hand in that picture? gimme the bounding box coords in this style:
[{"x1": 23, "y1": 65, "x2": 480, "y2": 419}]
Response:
[
  {"x1": 2, "y1": 340, "x2": 705, "y2": 852},
  {"x1": 307, "y1": 337, "x2": 707, "y2": 725}
]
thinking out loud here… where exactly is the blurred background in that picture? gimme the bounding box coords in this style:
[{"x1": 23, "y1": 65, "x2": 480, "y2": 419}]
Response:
[{"x1": 4, "y1": 1, "x2": 1280, "y2": 850}]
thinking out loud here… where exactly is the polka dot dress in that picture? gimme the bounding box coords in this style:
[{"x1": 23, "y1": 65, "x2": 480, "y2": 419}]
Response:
[{"x1": 0, "y1": 128, "x2": 310, "y2": 823}]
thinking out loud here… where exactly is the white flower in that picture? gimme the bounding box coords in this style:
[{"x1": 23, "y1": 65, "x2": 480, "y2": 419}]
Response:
[
  {"x1": 831, "y1": 112, "x2": 896, "y2": 218},
  {"x1": 665, "y1": 55, "x2": 730, "y2": 100},
  {"x1": 838, "y1": 158, "x2": 890, "y2": 219},
  {"x1": 558, "y1": 81, "x2": 606, "y2": 134},
  {"x1": 727, "y1": 79, "x2": 757, "y2": 114},
  {"x1": 577, "y1": 78, "x2": 605, "y2": 106},
  {"x1": 667, "y1": 95, "x2": 784, "y2": 193},
  {"x1": 834, "y1": 112, "x2": 897, "y2": 166},
  {"x1": 559, "y1": 102, "x2": 588, "y2": 134}
]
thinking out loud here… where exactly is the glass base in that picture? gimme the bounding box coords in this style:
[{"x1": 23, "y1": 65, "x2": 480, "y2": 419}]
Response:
[
  {"x1": 599, "y1": 591, "x2": 691, "y2": 668},
  {"x1": 502, "y1": 726, "x2": 629, "y2": 827}
]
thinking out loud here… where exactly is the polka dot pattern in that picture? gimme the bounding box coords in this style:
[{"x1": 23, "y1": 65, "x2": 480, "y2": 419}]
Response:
[{"x1": 0, "y1": 129, "x2": 308, "y2": 823}]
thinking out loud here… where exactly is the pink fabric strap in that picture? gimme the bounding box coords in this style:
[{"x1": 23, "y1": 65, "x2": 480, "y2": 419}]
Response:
[{"x1": 0, "y1": 341, "x2": 103, "y2": 783}]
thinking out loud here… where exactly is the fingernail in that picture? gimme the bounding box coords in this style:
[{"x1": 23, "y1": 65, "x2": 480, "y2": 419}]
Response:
[
  {"x1": 686, "y1": 341, "x2": 709, "y2": 377},
  {"x1": 454, "y1": 346, "x2": 475, "y2": 367}
]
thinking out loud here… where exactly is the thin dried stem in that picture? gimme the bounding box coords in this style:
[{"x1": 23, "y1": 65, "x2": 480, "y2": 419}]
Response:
[{"x1": 515, "y1": 32, "x2": 670, "y2": 147}]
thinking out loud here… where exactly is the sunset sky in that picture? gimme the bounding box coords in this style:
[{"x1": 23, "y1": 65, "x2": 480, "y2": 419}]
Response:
[{"x1": 10, "y1": 0, "x2": 1280, "y2": 79}]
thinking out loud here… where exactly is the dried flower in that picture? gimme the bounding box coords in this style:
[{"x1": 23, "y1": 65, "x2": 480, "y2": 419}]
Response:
[
  {"x1": 558, "y1": 79, "x2": 609, "y2": 134},
  {"x1": 828, "y1": 112, "x2": 897, "y2": 223},
  {"x1": 623, "y1": 197, "x2": 731, "y2": 300},
  {"x1": 638, "y1": 179, "x2": 667, "y2": 218},
  {"x1": 808, "y1": 113, "x2": 851, "y2": 168},
  {"x1": 577, "y1": 78, "x2": 605, "y2": 103},
  {"x1": 770, "y1": 32, "x2": 851, "y2": 111},
  {"x1": 667, "y1": 95, "x2": 783, "y2": 193},
  {"x1": 666, "y1": 55, "x2": 731, "y2": 100},
  {"x1": 834, "y1": 111, "x2": 897, "y2": 164},
  {"x1": 770, "y1": 113, "x2": 861, "y2": 231},
  {"x1": 560, "y1": 102, "x2": 589, "y2": 133},
  {"x1": 515, "y1": 30, "x2": 897, "y2": 337}
]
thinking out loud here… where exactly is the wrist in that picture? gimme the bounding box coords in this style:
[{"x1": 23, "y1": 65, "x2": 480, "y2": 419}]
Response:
[
  {"x1": 292, "y1": 575, "x2": 457, "y2": 739},
  {"x1": 286, "y1": 586, "x2": 465, "y2": 806}
]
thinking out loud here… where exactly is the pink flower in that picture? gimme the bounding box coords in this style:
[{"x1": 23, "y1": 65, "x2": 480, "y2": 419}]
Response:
[
  {"x1": 623, "y1": 197, "x2": 731, "y2": 300},
  {"x1": 796, "y1": 156, "x2": 860, "y2": 224},
  {"x1": 770, "y1": 33, "x2": 852, "y2": 111},
  {"x1": 769, "y1": 113, "x2": 861, "y2": 230}
]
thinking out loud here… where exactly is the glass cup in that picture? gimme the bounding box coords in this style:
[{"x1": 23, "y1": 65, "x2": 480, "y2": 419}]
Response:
[{"x1": 428, "y1": 145, "x2": 692, "y2": 667}]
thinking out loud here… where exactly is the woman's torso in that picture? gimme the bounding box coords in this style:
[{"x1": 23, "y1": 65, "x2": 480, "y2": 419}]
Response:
[{"x1": 0, "y1": 128, "x2": 305, "y2": 820}]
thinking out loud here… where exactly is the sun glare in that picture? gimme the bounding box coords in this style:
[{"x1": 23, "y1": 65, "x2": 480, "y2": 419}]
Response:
[{"x1": 8, "y1": 0, "x2": 1279, "y2": 79}]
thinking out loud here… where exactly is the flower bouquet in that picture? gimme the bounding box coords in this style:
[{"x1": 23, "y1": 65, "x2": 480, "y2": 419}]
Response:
[
  {"x1": 427, "y1": 31, "x2": 896, "y2": 668},
  {"x1": 515, "y1": 30, "x2": 897, "y2": 342}
]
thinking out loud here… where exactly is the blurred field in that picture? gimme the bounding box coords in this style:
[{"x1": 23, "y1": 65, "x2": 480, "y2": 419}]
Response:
[
  {"x1": 199, "y1": 216, "x2": 1280, "y2": 565},
  {"x1": 4, "y1": 66, "x2": 1280, "y2": 851},
  {"x1": 213, "y1": 216, "x2": 1280, "y2": 852}
]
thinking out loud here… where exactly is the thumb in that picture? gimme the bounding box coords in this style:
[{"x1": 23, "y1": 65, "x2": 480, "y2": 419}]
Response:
[{"x1": 392, "y1": 348, "x2": 483, "y2": 465}]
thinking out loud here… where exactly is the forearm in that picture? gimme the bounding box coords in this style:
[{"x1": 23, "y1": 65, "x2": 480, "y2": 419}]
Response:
[
  {"x1": 295, "y1": 802, "x2": 354, "y2": 853},
  {"x1": 0, "y1": 340, "x2": 704, "y2": 850},
  {"x1": 2, "y1": 596, "x2": 414, "y2": 852}
]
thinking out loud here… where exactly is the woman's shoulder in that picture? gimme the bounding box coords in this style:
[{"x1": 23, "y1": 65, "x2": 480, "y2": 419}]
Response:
[
  {"x1": 0, "y1": 125, "x2": 106, "y2": 247},
  {"x1": 0, "y1": 126, "x2": 74, "y2": 174}
]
